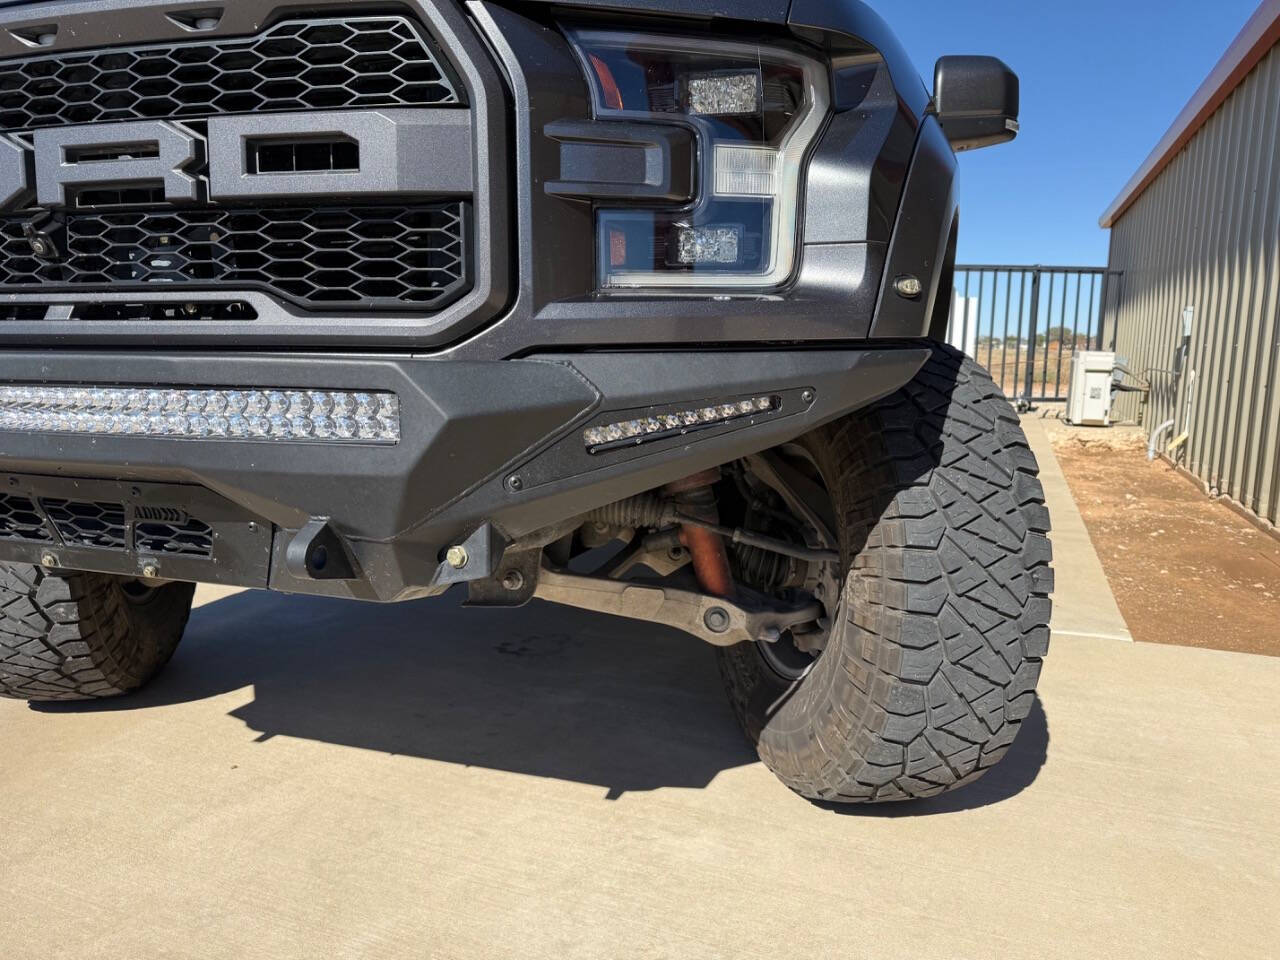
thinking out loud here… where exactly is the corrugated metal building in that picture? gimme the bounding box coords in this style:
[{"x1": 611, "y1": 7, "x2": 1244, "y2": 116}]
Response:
[{"x1": 1101, "y1": 0, "x2": 1280, "y2": 529}]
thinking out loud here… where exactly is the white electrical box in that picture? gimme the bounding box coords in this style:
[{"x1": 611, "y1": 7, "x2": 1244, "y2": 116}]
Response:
[{"x1": 1065, "y1": 351, "x2": 1117, "y2": 426}]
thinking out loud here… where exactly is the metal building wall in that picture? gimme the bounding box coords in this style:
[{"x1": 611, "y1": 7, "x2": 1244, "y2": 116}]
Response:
[{"x1": 1104, "y1": 41, "x2": 1280, "y2": 528}]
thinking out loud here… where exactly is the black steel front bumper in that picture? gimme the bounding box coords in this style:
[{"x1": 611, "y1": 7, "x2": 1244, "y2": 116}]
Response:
[{"x1": 0, "y1": 347, "x2": 928, "y2": 601}]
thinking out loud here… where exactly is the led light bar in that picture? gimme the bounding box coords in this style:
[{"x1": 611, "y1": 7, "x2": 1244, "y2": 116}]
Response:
[
  {"x1": 584, "y1": 396, "x2": 777, "y2": 451},
  {"x1": 0, "y1": 385, "x2": 401, "y2": 444}
]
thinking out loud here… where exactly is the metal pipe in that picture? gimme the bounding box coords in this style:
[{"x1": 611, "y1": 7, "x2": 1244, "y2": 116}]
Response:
[
  {"x1": 663, "y1": 470, "x2": 734, "y2": 599},
  {"x1": 1149, "y1": 419, "x2": 1176, "y2": 461},
  {"x1": 679, "y1": 525, "x2": 735, "y2": 598}
]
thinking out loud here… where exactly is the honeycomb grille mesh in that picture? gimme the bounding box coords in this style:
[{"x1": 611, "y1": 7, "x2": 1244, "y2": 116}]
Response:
[
  {"x1": 0, "y1": 16, "x2": 473, "y2": 313},
  {"x1": 0, "y1": 495, "x2": 217, "y2": 559},
  {"x1": 0, "y1": 493, "x2": 52, "y2": 542},
  {"x1": 0, "y1": 17, "x2": 461, "y2": 134},
  {"x1": 135, "y1": 517, "x2": 215, "y2": 558},
  {"x1": 40, "y1": 499, "x2": 128, "y2": 549},
  {"x1": 0, "y1": 203, "x2": 468, "y2": 308}
]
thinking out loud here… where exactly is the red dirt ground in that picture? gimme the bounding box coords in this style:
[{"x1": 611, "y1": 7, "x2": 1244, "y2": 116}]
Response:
[{"x1": 1048, "y1": 420, "x2": 1280, "y2": 657}]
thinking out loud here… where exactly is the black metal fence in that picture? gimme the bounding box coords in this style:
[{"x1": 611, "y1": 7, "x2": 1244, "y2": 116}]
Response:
[{"x1": 946, "y1": 265, "x2": 1122, "y2": 402}]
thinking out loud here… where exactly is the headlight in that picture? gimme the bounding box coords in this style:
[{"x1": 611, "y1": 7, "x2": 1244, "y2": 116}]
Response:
[{"x1": 566, "y1": 29, "x2": 831, "y2": 291}]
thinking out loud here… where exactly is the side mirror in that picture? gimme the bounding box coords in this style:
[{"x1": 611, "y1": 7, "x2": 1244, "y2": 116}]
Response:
[{"x1": 933, "y1": 56, "x2": 1020, "y2": 152}]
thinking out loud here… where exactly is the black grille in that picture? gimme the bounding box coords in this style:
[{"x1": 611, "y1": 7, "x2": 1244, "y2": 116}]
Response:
[
  {"x1": 0, "y1": 496, "x2": 218, "y2": 557},
  {"x1": 0, "y1": 306, "x2": 47, "y2": 321},
  {"x1": 0, "y1": 17, "x2": 461, "y2": 133},
  {"x1": 72, "y1": 302, "x2": 259, "y2": 321},
  {"x1": 0, "y1": 494, "x2": 52, "y2": 542},
  {"x1": 135, "y1": 517, "x2": 215, "y2": 558},
  {"x1": 0, "y1": 203, "x2": 468, "y2": 308},
  {"x1": 40, "y1": 499, "x2": 128, "y2": 549}
]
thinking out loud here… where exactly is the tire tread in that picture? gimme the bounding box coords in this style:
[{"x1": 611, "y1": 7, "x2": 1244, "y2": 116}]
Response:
[
  {"x1": 719, "y1": 344, "x2": 1053, "y2": 803},
  {"x1": 0, "y1": 564, "x2": 193, "y2": 702}
]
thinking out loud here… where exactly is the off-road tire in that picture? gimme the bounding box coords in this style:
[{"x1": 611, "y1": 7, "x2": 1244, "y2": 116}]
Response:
[
  {"x1": 0, "y1": 564, "x2": 194, "y2": 702},
  {"x1": 719, "y1": 344, "x2": 1053, "y2": 803}
]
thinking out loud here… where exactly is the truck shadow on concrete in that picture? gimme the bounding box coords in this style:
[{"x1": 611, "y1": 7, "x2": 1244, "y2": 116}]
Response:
[{"x1": 36, "y1": 587, "x2": 1049, "y2": 811}]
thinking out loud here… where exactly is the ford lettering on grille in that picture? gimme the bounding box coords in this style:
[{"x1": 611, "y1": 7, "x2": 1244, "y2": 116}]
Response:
[{"x1": 0, "y1": 17, "x2": 474, "y2": 310}]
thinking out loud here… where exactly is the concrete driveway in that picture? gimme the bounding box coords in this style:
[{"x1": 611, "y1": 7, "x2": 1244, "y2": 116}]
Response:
[{"x1": 2, "y1": 421, "x2": 1278, "y2": 959}]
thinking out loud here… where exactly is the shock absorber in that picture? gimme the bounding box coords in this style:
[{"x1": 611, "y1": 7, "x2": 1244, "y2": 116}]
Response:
[{"x1": 663, "y1": 469, "x2": 734, "y2": 598}]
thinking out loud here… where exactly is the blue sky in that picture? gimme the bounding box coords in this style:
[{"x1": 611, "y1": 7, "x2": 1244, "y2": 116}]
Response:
[{"x1": 892, "y1": 0, "x2": 1261, "y2": 268}]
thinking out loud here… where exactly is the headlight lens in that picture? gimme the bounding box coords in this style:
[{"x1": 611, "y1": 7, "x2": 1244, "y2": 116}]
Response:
[{"x1": 567, "y1": 30, "x2": 830, "y2": 290}]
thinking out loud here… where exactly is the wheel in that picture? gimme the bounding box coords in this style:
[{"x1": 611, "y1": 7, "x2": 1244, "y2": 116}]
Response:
[
  {"x1": 718, "y1": 344, "x2": 1053, "y2": 803},
  {"x1": 0, "y1": 563, "x2": 195, "y2": 702}
]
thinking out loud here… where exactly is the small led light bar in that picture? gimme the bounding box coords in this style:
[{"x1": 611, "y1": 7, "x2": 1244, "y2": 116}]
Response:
[
  {"x1": 0, "y1": 385, "x2": 401, "y2": 444},
  {"x1": 584, "y1": 396, "x2": 777, "y2": 452}
]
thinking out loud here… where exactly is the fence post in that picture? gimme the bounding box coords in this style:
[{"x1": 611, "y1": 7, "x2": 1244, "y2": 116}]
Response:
[{"x1": 1024, "y1": 268, "x2": 1041, "y2": 402}]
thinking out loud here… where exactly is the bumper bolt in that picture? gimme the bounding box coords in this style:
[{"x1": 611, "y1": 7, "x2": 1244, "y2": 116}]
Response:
[
  {"x1": 801, "y1": 389, "x2": 815, "y2": 404},
  {"x1": 141, "y1": 561, "x2": 161, "y2": 579},
  {"x1": 502, "y1": 571, "x2": 525, "y2": 592},
  {"x1": 506, "y1": 475, "x2": 524, "y2": 493},
  {"x1": 445, "y1": 546, "x2": 469, "y2": 570},
  {"x1": 704, "y1": 607, "x2": 731, "y2": 634},
  {"x1": 40, "y1": 552, "x2": 57, "y2": 569}
]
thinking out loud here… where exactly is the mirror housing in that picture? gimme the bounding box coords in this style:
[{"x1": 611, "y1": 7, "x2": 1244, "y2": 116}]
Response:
[{"x1": 933, "y1": 56, "x2": 1020, "y2": 152}]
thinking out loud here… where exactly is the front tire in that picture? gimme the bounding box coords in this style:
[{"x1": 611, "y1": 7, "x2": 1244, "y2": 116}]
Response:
[
  {"x1": 0, "y1": 564, "x2": 194, "y2": 702},
  {"x1": 719, "y1": 345, "x2": 1053, "y2": 803}
]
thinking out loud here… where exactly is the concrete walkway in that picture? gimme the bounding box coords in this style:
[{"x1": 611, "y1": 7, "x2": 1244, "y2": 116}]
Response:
[
  {"x1": 1022, "y1": 414, "x2": 1134, "y2": 643},
  {"x1": 2, "y1": 432, "x2": 1277, "y2": 959}
]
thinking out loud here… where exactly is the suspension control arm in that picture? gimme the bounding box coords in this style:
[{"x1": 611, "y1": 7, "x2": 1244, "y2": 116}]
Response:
[{"x1": 533, "y1": 568, "x2": 822, "y2": 648}]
